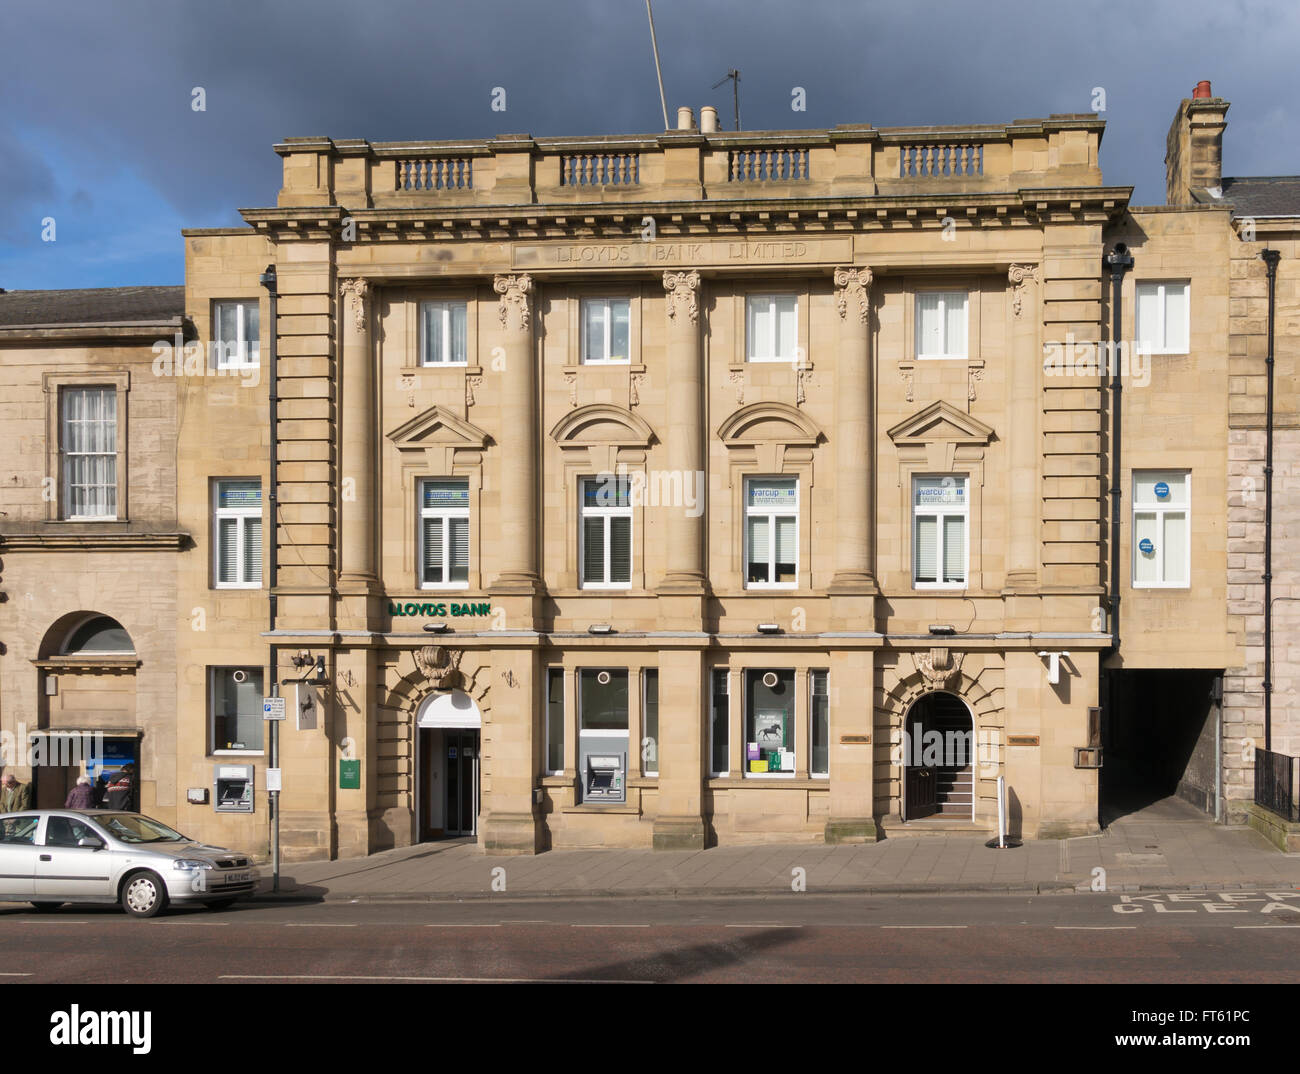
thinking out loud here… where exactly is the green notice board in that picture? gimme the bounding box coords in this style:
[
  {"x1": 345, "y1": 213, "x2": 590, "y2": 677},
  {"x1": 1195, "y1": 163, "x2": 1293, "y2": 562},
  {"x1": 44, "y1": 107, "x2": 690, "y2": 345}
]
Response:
[{"x1": 339, "y1": 759, "x2": 361, "y2": 789}]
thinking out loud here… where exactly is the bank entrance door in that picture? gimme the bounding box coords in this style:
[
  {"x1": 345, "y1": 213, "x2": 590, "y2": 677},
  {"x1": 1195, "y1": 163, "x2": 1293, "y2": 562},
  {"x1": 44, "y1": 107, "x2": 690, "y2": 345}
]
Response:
[
  {"x1": 443, "y1": 729, "x2": 479, "y2": 837},
  {"x1": 415, "y1": 690, "x2": 483, "y2": 842}
]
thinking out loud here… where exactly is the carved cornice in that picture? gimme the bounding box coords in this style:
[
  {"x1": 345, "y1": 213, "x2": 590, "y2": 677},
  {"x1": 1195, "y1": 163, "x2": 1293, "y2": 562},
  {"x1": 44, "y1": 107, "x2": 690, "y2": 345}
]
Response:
[
  {"x1": 663, "y1": 270, "x2": 701, "y2": 324},
  {"x1": 338, "y1": 278, "x2": 370, "y2": 332},
  {"x1": 833, "y1": 266, "x2": 872, "y2": 325},
  {"x1": 493, "y1": 273, "x2": 533, "y2": 332}
]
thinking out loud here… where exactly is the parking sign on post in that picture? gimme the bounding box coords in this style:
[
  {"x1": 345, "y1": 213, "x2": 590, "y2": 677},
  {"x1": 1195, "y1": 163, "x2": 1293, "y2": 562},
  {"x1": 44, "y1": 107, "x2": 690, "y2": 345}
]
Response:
[{"x1": 263, "y1": 697, "x2": 286, "y2": 721}]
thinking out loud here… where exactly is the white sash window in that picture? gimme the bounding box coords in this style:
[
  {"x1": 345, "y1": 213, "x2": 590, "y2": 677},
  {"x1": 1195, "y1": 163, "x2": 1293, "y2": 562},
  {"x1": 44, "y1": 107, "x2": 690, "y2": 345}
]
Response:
[
  {"x1": 1132, "y1": 470, "x2": 1189, "y2": 587},
  {"x1": 916, "y1": 291, "x2": 968, "y2": 358},
  {"x1": 214, "y1": 480, "x2": 263, "y2": 587},
  {"x1": 745, "y1": 477, "x2": 798, "y2": 587},
  {"x1": 746, "y1": 294, "x2": 798, "y2": 362},
  {"x1": 1135, "y1": 281, "x2": 1190, "y2": 355},
  {"x1": 580, "y1": 475, "x2": 632, "y2": 588},
  {"x1": 61, "y1": 387, "x2": 118, "y2": 520},
  {"x1": 213, "y1": 300, "x2": 260, "y2": 368},
  {"x1": 420, "y1": 479, "x2": 470, "y2": 587},
  {"x1": 580, "y1": 298, "x2": 631, "y2": 364},
  {"x1": 913, "y1": 476, "x2": 968, "y2": 587},
  {"x1": 420, "y1": 300, "x2": 469, "y2": 365}
]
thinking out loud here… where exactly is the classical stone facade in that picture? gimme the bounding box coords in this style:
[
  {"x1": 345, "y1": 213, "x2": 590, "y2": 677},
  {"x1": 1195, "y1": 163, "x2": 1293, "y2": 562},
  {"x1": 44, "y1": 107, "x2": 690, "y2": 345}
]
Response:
[{"x1": 3, "y1": 86, "x2": 1292, "y2": 861}]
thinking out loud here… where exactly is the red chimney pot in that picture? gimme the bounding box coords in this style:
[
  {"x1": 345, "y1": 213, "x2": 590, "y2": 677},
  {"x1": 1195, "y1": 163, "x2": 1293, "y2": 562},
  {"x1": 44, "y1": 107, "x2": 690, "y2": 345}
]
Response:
[{"x1": 1193, "y1": 80, "x2": 1213, "y2": 98}]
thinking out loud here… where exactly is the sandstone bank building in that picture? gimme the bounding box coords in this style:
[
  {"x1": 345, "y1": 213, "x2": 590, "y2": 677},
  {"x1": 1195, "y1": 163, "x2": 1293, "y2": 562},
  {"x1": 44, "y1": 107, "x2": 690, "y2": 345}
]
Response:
[{"x1": 1, "y1": 88, "x2": 1290, "y2": 858}]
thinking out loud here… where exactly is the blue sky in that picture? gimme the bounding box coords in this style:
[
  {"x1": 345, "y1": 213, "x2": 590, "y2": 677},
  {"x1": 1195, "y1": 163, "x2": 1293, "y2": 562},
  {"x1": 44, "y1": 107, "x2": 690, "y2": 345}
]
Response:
[{"x1": 2, "y1": 0, "x2": 1297, "y2": 290}]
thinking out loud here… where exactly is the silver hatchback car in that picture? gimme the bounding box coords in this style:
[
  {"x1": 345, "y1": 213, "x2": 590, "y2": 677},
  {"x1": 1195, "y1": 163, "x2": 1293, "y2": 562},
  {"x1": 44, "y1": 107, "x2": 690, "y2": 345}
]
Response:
[{"x1": 0, "y1": 810, "x2": 259, "y2": 918}]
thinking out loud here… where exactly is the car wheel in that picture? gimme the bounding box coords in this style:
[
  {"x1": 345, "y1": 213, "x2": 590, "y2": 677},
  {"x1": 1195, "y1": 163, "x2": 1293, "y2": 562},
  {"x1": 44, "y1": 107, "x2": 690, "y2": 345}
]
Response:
[
  {"x1": 204, "y1": 898, "x2": 237, "y2": 911},
  {"x1": 30, "y1": 902, "x2": 64, "y2": 913},
  {"x1": 120, "y1": 871, "x2": 169, "y2": 919}
]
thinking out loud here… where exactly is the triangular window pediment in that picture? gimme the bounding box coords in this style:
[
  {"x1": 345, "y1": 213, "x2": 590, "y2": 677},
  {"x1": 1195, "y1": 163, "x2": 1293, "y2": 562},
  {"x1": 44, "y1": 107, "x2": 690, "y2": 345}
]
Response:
[
  {"x1": 887, "y1": 400, "x2": 994, "y2": 447},
  {"x1": 387, "y1": 406, "x2": 491, "y2": 452}
]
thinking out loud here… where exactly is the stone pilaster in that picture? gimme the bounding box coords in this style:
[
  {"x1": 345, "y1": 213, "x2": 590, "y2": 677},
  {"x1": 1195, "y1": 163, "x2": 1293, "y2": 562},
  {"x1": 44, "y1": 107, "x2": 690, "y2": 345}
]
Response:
[
  {"x1": 1004, "y1": 263, "x2": 1041, "y2": 593},
  {"x1": 488, "y1": 273, "x2": 543, "y2": 603},
  {"x1": 651, "y1": 648, "x2": 707, "y2": 850},
  {"x1": 337, "y1": 277, "x2": 379, "y2": 629},
  {"x1": 824, "y1": 648, "x2": 879, "y2": 843},
  {"x1": 657, "y1": 270, "x2": 708, "y2": 598},
  {"x1": 480, "y1": 647, "x2": 543, "y2": 854},
  {"x1": 828, "y1": 267, "x2": 879, "y2": 609}
]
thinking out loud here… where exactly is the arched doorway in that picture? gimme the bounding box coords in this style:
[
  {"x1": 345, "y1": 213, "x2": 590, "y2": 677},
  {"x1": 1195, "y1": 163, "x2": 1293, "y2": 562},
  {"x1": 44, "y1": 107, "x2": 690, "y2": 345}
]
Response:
[
  {"x1": 35, "y1": 613, "x2": 141, "y2": 811},
  {"x1": 902, "y1": 691, "x2": 975, "y2": 821},
  {"x1": 415, "y1": 691, "x2": 482, "y2": 841}
]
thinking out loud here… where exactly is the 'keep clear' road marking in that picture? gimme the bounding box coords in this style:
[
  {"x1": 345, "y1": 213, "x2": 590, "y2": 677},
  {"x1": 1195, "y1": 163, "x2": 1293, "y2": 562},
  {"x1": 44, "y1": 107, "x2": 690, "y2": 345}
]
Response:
[
  {"x1": 1111, "y1": 892, "x2": 1300, "y2": 915},
  {"x1": 219, "y1": 974, "x2": 651, "y2": 984}
]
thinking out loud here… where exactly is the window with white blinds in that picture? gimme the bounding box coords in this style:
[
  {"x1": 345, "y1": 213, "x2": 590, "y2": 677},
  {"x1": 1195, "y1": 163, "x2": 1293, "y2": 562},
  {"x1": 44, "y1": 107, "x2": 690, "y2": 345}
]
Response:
[
  {"x1": 580, "y1": 298, "x2": 631, "y2": 364},
  {"x1": 61, "y1": 387, "x2": 118, "y2": 519},
  {"x1": 580, "y1": 476, "x2": 632, "y2": 587},
  {"x1": 213, "y1": 300, "x2": 260, "y2": 368},
  {"x1": 746, "y1": 294, "x2": 798, "y2": 362},
  {"x1": 1132, "y1": 470, "x2": 1189, "y2": 587},
  {"x1": 420, "y1": 478, "x2": 470, "y2": 587},
  {"x1": 913, "y1": 476, "x2": 968, "y2": 587},
  {"x1": 915, "y1": 291, "x2": 968, "y2": 358},
  {"x1": 745, "y1": 477, "x2": 798, "y2": 587},
  {"x1": 420, "y1": 300, "x2": 469, "y2": 365},
  {"x1": 214, "y1": 480, "x2": 263, "y2": 588},
  {"x1": 1135, "y1": 282, "x2": 1189, "y2": 355}
]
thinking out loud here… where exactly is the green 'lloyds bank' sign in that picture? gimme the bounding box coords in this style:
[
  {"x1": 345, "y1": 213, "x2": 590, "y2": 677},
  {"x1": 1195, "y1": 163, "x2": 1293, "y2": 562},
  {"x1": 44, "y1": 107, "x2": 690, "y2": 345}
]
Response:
[{"x1": 389, "y1": 600, "x2": 492, "y2": 618}]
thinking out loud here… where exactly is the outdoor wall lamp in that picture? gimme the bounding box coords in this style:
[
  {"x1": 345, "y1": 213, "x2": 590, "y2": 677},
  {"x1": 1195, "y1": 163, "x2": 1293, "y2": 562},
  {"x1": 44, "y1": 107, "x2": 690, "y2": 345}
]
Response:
[
  {"x1": 928, "y1": 624, "x2": 956, "y2": 636},
  {"x1": 756, "y1": 623, "x2": 781, "y2": 634},
  {"x1": 423, "y1": 622, "x2": 450, "y2": 633},
  {"x1": 588, "y1": 624, "x2": 614, "y2": 635},
  {"x1": 1036, "y1": 650, "x2": 1071, "y2": 685}
]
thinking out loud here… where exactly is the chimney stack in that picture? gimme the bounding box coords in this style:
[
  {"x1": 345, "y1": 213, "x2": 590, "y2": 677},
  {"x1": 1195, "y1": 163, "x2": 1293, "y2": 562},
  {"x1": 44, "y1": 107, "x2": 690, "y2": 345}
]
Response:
[
  {"x1": 699, "y1": 105, "x2": 719, "y2": 134},
  {"x1": 676, "y1": 106, "x2": 696, "y2": 132},
  {"x1": 1165, "y1": 81, "x2": 1228, "y2": 204}
]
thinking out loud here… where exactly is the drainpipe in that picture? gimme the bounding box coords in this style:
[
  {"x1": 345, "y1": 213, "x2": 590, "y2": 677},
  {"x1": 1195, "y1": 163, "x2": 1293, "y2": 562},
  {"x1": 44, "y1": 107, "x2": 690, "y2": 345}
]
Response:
[
  {"x1": 259, "y1": 263, "x2": 280, "y2": 892},
  {"x1": 1261, "y1": 248, "x2": 1280, "y2": 752},
  {"x1": 1104, "y1": 243, "x2": 1133, "y2": 655}
]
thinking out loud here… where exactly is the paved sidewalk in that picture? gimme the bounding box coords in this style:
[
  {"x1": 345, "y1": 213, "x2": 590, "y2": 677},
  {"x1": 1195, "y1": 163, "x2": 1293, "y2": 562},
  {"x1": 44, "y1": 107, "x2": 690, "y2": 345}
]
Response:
[{"x1": 257, "y1": 796, "x2": 1300, "y2": 901}]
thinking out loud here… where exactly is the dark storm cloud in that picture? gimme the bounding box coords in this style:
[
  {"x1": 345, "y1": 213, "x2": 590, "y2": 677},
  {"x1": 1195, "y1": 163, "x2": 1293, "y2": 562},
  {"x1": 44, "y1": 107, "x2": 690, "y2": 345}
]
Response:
[{"x1": 1, "y1": 0, "x2": 1297, "y2": 286}]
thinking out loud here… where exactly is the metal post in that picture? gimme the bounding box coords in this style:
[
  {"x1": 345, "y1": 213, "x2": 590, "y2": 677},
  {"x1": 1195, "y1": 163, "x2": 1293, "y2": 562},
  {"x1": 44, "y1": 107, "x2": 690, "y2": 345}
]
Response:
[
  {"x1": 270, "y1": 693, "x2": 280, "y2": 893},
  {"x1": 996, "y1": 774, "x2": 1006, "y2": 849}
]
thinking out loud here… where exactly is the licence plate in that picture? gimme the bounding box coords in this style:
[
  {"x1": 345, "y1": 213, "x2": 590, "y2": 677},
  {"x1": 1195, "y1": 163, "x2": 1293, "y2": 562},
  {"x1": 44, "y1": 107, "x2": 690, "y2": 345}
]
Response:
[{"x1": 224, "y1": 871, "x2": 251, "y2": 885}]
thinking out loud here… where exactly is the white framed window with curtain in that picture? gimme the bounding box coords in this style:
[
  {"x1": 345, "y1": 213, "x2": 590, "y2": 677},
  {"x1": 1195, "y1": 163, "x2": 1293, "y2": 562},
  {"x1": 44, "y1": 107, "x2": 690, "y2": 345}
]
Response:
[
  {"x1": 1135, "y1": 281, "x2": 1189, "y2": 355},
  {"x1": 746, "y1": 294, "x2": 798, "y2": 362},
  {"x1": 1132, "y1": 470, "x2": 1189, "y2": 588},
  {"x1": 419, "y1": 478, "x2": 469, "y2": 587},
  {"x1": 213, "y1": 480, "x2": 263, "y2": 588},
  {"x1": 913, "y1": 475, "x2": 969, "y2": 588},
  {"x1": 580, "y1": 475, "x2": 632, "y2": 588},
  {"x1": 61, "y1": 386, "x2": 118, "y2": 520},
  {"x1": 745, "y1": 476, "x2": 798, "y2": 587},
  {"x1": 915, "y1": 291, "x2": 968, "y2": 358},
  {"x1": 213, "y1": 300, "x2": 260, "y2": 369},
  {"x1": 580, "y1": 297, "x2": 631, "y2": 364},
  {"x1": 419, "y1": 300, "x2": 469, "y2": 365}
]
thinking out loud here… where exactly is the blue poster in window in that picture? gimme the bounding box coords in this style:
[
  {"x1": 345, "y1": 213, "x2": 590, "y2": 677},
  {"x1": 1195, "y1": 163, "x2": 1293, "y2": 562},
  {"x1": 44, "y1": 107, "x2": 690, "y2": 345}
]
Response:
[
  {"x1": 1153, "y1": 481, "x2": 1170, "y2": 499},
  {"x1": 1138, "y1": 537, "x2": 1155, "y2": 554}
]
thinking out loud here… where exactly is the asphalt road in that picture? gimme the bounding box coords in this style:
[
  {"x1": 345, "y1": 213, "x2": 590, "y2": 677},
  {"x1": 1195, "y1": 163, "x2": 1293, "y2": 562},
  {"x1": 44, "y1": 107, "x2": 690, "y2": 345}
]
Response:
[{"x1": 2, "y1": 891, "x2": 1298, "y2": 983}]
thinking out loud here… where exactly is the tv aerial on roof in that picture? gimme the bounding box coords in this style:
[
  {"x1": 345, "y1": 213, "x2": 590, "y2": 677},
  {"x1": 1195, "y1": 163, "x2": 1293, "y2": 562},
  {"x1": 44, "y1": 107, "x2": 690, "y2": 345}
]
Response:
[{"x1": 712, "y1": 69, "x2": 741, "y2": 131}]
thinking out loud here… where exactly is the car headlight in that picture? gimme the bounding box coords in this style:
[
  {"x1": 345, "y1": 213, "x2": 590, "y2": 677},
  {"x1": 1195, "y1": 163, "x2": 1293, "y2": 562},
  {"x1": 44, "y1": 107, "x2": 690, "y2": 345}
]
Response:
[{"x1": 172, "y1": 859, "x2": 213, "y2": 871}]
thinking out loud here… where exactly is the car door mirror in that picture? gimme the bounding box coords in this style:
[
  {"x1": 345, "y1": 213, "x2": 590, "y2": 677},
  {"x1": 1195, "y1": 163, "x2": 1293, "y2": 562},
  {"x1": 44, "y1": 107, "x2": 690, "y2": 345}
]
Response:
[{"x1": 77, "y1": 836, "x2": 105, "y2": 850}]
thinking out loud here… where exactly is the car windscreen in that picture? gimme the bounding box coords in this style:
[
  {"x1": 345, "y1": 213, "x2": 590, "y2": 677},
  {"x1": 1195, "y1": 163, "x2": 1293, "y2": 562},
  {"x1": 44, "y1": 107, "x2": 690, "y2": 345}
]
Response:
[{"x1": 95, "y1": 813, "x2": 188, "y2": 844}]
